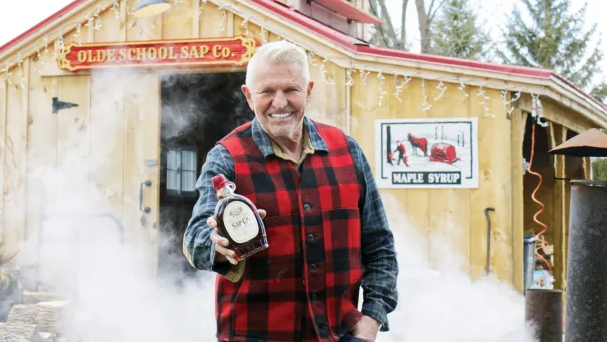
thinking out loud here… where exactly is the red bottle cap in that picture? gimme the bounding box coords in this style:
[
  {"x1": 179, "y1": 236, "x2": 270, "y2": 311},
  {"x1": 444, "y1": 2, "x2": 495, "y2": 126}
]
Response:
[{"x1": 211, "y1": 174, "x2": 229, "y2": 190}]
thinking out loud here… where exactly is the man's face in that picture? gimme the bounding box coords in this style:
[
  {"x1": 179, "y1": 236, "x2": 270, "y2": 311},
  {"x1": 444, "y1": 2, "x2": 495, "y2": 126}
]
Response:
[{"x1": 242, "y1": 62, "x2": 313, "y2": 139}]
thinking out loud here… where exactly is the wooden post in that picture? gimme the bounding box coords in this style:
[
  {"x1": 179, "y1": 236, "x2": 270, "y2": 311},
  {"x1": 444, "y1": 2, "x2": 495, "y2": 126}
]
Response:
[
  {"x1": 549, "y1": 124, "x2": 567, "y2": 290},
  {"x1": 511, "y1": 109, "x2": 527, "y2": 293}
]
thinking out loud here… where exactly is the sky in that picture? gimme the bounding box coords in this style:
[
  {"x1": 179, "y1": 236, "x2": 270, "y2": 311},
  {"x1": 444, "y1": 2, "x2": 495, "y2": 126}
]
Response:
[{"x1": 0, "y1": 0, "x2": 605, "y2": 83}]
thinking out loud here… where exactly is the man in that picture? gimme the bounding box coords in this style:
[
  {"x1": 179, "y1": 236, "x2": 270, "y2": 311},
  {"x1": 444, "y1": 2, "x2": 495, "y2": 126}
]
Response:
[
  {"x1": 183, "y1": 40, "x2": 398, "y2": 342},
  {"x1": 393, "y1": 141, "x2": 409, "y2": 167}
]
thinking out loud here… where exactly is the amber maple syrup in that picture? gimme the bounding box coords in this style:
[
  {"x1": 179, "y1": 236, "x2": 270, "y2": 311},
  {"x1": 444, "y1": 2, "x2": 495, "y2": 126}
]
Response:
[{"x1": 212, "y1": 174, "x2": 268, "y2": 261}]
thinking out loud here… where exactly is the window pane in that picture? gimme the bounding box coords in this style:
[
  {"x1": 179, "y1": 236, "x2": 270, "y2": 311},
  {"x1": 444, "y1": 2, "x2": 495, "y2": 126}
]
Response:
[
  {"x1": 181, "y1": 150, "x2": 197, "y2": 172},
  {"x1": 180, "y1": 150, "x2": 197, "y2": 192},
  {"x1": 167, "y1": 149, "x2": 181, "y2": 192},
  {"x1": 182, "y1": 170, "x2": 197, "y2": 192}
]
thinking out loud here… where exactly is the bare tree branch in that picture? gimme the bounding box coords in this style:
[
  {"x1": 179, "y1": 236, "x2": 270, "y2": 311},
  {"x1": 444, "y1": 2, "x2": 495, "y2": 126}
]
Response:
[{"x1": 400, "y1": 0, "x2": 410, "y2": 49}]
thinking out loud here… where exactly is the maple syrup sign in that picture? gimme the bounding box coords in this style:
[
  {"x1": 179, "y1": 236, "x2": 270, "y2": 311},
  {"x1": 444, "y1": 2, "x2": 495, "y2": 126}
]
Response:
[{"x1": 56, "y1": 36, "x2": 258, "y2": 71}]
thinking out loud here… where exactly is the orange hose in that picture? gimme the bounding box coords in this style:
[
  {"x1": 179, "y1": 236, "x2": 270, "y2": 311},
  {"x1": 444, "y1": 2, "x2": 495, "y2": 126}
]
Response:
[{"x1": 526, "y1": 123, "x2": 553, "y2": 274}]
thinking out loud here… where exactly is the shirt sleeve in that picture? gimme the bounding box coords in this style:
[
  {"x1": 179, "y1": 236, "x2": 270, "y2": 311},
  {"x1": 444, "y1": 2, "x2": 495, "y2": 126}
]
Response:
[
  {"x1": 183, "y1": 144, "x2": 245, "y2": 282},
  {"x1": 347, "y1": 136, "x2": 399, "y2": 332}
]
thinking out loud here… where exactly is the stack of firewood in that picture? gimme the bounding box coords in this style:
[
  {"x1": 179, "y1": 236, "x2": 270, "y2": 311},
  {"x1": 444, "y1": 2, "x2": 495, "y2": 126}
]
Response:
[{"x1": 0, "y1": 301, "x2": 74, "y2": 342}]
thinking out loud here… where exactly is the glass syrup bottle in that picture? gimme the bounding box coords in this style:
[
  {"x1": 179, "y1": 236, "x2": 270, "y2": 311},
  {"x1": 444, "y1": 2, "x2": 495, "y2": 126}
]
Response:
[{"x1": 212, "y1": 174, "x2": 268, "y2": 261}]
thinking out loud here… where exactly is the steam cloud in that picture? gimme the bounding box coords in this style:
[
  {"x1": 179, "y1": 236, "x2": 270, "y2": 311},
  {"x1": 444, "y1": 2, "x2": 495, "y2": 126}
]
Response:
[{"x1": 9, "y1": 68, "x2": 538, "y2": 342}]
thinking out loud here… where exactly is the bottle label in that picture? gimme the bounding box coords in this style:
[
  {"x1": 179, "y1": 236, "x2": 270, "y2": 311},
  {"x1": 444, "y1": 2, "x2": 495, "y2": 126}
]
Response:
[{"x1": 223, "y1": 201, "x2": 259, "y2": 243}]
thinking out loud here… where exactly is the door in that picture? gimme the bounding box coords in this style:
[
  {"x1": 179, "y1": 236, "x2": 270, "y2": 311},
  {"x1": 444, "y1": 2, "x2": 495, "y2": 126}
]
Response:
[{"x1": 120, "y1": 71, "x2": 161, "y2": 278}]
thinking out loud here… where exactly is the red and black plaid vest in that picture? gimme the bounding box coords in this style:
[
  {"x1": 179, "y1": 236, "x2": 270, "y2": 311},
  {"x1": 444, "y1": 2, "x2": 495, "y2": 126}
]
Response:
[{"x1": 215, "y1": 120, "x2": 363, "y2": 342}]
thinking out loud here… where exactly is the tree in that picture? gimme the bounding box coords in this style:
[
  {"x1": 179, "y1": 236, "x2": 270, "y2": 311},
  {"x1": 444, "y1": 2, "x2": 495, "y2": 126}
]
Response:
[
  {"x1": 367, "y1": 0, "x2": 410, "y2": 50},
  {"x1": 415, "y1": 0, "x2": 447, "y2": 53},
  {"x1": 499, "y1": 0, "x2": 604, "y2": 90},
  {"x1": 591, "y1": 82, "x2": 607, "y2": 104},
  {"x1": 367, "y1": 0, "x2": 446, "y2": 52},
  {"x1": 430, "y1": 0, "x2": 492, "y2": 60}
]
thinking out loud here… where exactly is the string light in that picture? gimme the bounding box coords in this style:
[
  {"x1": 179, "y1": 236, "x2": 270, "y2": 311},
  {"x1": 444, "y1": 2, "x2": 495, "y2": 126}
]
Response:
[
  {"x1": 501, "y1": 89, "x2": 521, "y2": 118},
  {"x1": 532, "y1": 93, "x2": 549, "y2": 127},
  {"x1": 0, "y1": 0, "x2": 578, "y2": 123},
  {"x1": 358, "y1": 66, "x2": 370, "y2": 85},
  {"x1": 345, "y1": 67, "x2": 354, "y2": 87},
  {"x1": 307, "y1": 51, "x2": 318, "y2": 67},
  {"x1": 260, "y1": 26, "x2": 268, "y2": 44},
  {"x1": 434, "y1": 79, "x2": 447, "y2": 101},
  {"x1": 218, "y1": 4, "x2": 238, "y2": 32},
  {"x1": 320, "y1": 57, "x2": 335, "y2": 85},
  {"x1": 111, "y1": 1, "x2": 121, "y2": 20},
  {"x1": 476, "y1": 84, "x2": 492, "y2": 118},
  {"x1": 421, "y1": 79, "x2": 432, "y2": 112},
  {"x1": 16, "y1": 53, "x2": 25, "y2": 89},
  {"x1": 393, "y1": 73, "x2": 411, "y2": 102},
  {"x1": 458, "y1": 80, "x2": 469, "y2": 101},
  {"x1": 240, "y1": 16, "x2": 251, "y2": 36},
  {"x1": 377, "y1": 71, "x2": 386, "y2": 106}
]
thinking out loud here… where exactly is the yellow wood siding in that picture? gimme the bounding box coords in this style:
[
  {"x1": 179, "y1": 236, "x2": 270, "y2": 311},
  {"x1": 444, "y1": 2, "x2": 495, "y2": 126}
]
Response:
[{"x1": 0, "y1": 1, "x2": 602, "y2": 293}]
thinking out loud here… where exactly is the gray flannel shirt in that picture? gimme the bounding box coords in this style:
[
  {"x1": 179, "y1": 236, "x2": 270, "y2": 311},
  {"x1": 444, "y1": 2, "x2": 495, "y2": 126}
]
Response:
[{"x1": 183, "y1": 116, "x2": 398, "y2": 332}]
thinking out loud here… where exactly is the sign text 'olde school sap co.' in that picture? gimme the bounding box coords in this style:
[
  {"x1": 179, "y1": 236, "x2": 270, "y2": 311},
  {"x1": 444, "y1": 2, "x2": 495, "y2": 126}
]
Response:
[{"x1": 56, "y1": 36, "x2": 258, "y2": 71}]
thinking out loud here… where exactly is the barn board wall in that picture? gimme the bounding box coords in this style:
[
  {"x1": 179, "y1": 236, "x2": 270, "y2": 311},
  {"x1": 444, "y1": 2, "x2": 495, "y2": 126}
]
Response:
[
  {"x1": 0, "y1": 0, "x2": 602, "y2": 292},
  {"x1": 2, "y1": 60, "x2": 30, "y2": 255},
  {"x1": 351, "y1": 77, "x2": 514, "y2": 282},
  {"x1": 0, "y1": 75, "x2": 7, "y2": 243}
]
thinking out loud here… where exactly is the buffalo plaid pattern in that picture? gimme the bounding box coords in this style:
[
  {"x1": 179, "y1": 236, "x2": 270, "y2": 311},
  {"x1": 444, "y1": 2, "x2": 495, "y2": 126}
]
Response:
[{"x1": 215, "y1": 119, "x2": 363, "y2": 342}]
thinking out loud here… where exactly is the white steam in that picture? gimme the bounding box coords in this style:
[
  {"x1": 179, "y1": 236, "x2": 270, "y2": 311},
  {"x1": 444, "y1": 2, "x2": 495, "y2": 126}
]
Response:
[
  {"x1": 376, "y1": 193, "x2": 537, "y2": 342},
  {"x1": 13, "y1": 68, "x2": 537, "y2": 342}
]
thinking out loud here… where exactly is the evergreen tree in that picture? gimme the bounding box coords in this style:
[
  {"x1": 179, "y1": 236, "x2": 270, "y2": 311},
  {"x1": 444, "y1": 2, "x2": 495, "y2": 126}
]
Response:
[
  {"x1": 499, "y1": 0, "x2": 603, "y2": 89},
  {"x1": 430, "y1": 0, "x2": 492, "y2": 60},
  {"x1": 591, "y1": 82, "x2": 607, "y2": 104}
]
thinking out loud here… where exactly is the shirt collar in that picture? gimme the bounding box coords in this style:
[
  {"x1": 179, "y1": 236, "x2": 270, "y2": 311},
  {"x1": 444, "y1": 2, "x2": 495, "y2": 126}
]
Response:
[{"x1": 251, "y1": 116, "x2": 329, "y2": 158}]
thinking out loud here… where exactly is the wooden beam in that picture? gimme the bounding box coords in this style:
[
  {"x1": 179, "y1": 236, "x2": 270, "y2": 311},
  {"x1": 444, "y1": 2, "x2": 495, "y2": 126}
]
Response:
[
  {"x1": 518, "y1": 94, "x2": 596, "y2": 134},
  {"x1": 549, "y1": 123, "x2": 567, "y2": 290},
  {"x1": 511, "y1": 108, "x2": 527, "y2": 293}
]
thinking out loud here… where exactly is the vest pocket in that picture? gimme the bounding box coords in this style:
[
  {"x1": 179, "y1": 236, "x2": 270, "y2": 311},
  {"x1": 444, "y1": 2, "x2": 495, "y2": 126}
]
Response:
[
  {"x1": 321, "y1": 208, "x2": 363, "y2": 336},
  {"x1": 233, "y1": 214, "x2": 303, "y2": 340}
]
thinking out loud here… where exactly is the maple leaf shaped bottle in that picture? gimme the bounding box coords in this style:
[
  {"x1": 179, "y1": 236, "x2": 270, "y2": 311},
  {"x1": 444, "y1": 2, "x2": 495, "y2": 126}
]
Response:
[{"x1": 211, "y1": 174, "x2": 268, "y2": 260}]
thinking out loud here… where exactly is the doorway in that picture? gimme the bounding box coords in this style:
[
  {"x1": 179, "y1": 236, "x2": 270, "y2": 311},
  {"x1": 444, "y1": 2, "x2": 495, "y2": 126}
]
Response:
[{"x1": 158, "y1": 72, "x2": 254, "y2": 282}]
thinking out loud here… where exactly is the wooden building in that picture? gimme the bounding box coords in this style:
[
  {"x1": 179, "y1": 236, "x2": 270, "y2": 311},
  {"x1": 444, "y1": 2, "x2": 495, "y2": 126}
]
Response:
[{"x1": 0, "y1": 0, "x2": 605, "y2": 295}]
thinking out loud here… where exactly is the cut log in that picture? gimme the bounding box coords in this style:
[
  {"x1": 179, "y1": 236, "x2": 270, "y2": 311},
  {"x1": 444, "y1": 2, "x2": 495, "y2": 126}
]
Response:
[
  {"x1": 0, "y1": 332, "x2": 28, "y2": 342},
  {"x1": 35, "y1": 302, "x2": 69, "y2": 335},
  {"x1": 0, "y1": 322, "x2": 38, "y2": 341},
  {"x1": 38, "y1": 332, "x2": 55, "y2": 342},
  {"x1": 6, "y1": 305, "x2": 40, "y2": 326}
]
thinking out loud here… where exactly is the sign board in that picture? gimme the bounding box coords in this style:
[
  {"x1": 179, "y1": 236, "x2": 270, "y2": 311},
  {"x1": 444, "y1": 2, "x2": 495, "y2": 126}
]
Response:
[
  {"x1": 56, "y1": 36, "x2": 258, "y2": 71},
  {"x1": 375, "y1": 118, "x2": 479, "y2": 189}
]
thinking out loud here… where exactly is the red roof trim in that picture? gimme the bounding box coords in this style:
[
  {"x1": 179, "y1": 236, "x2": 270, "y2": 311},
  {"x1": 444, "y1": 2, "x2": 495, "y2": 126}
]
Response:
[
  {"x1": 253, "y1": 0, "x2": 553, "y2": 79},
  {"x1": 0, "y1": 0, "x2": 603, "y2": 112},
  {"x1": 552, "y1": 72, "x2": 607, "y2": 111},
  {"x1": 312, "y1": 0, "x2": 383, "y2": 25},
  {"x1": 0, "y1": 0, "x2": 87, "y2": 55},
  {"x1": 355, "y1": 45, "x2": 553, "y2": 78}
]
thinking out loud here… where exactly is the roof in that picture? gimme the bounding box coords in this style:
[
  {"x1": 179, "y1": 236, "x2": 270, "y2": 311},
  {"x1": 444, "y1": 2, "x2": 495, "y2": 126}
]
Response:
[{"x1": 0, "y1": 0, "x2": 605, "y2": 118}]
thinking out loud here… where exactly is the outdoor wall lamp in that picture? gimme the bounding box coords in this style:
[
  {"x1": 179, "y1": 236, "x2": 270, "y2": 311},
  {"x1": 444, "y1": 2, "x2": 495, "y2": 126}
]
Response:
[{"x1": 133, "y1": 0, "x2": 171, "y2": 18}]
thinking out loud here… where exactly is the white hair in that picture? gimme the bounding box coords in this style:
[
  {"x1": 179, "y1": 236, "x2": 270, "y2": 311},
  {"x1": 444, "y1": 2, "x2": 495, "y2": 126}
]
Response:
[{"x1": 245, "y1": 40, "x2": 310, "y2": 88}]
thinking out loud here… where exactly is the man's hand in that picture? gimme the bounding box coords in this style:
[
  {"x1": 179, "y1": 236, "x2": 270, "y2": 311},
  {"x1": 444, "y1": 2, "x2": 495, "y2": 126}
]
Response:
[
  {"x1": 208, "y1": 209, "x2": 267, "y2": 265},
  {"x1": 350, "y1": 315, "x2": 381, "y2": 341}
]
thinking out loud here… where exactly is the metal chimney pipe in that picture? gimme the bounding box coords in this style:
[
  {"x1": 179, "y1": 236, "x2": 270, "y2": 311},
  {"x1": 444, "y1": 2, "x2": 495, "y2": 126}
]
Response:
[
  {"x1": 525, "y1": 289, "x2": 563, "y2": 342},
  {"x1": 564, "y1": 180, "x2": 607, "y2": 342}
]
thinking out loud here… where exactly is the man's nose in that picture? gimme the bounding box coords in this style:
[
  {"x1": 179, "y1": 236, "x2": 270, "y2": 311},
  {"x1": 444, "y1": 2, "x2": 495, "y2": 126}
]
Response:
[{"x1": 271, "y1": 91, "x2": 288, "y2": 110}]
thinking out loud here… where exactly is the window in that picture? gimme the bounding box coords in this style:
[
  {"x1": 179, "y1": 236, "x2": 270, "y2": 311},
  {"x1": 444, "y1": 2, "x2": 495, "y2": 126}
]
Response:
[{"x1": 166, "y1": 145, "x2": 197, "y2": 197}]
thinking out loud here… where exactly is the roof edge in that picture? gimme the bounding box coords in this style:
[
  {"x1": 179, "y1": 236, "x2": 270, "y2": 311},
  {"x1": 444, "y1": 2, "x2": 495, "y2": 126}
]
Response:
[
  {"x1": 0, "y1": 0, "x2": 605, "y2": 125},
  {"x1": 0, "y1": 0, "x2": 89, "y2": 57}
]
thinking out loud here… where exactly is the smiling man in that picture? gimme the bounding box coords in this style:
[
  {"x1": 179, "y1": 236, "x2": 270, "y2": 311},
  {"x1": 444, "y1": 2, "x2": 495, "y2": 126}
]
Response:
[{"x1": 184, "y1": 40, "x2": 399, "y2": 342}]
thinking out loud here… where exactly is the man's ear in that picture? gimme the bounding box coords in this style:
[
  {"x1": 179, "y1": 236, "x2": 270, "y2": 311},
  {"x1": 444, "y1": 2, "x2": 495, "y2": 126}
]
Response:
[
  {"x1": 241, "y1": 84, "x2": 255, "y2": 111},
  {"x1": 306, "y1": 80, "x2": 314, "y2": 104}
]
